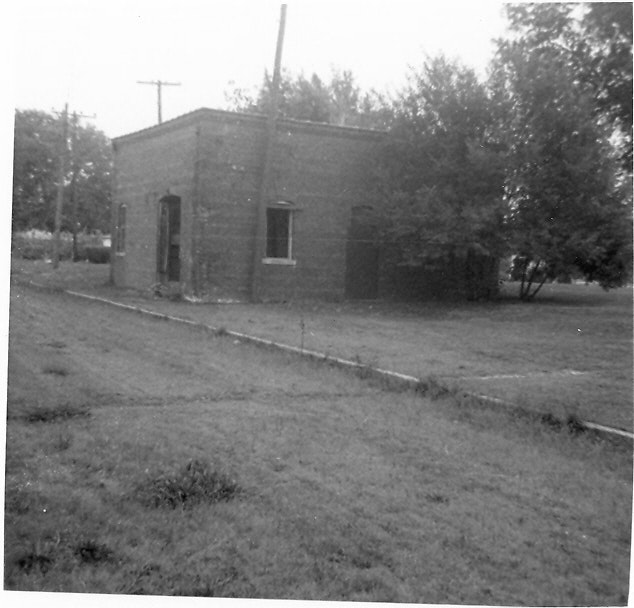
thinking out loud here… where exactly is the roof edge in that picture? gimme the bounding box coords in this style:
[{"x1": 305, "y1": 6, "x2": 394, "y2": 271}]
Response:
[{"x1": 112, "y1": 107, "x2": 386, "y2": 144}]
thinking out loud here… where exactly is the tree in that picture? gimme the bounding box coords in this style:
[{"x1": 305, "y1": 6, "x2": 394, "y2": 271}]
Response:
[
  {"x1": 375, "y1": 56, "x2": 507, "y2": 298},
  {"x1": 580, "y1": 3, "x2": 633, "y2": 171},
  {"x1": 225, "y1": 68, "x2": 392, "y2": 129},
  {"x1": 12, "y1": 109, "x2": 113, "y2": 236},
  {"x1": 12, "y1": 110, "x2": 60, "y2": 230},
  {"x1": 492, "y1": 4, "x2": 632, "y2": 300}
]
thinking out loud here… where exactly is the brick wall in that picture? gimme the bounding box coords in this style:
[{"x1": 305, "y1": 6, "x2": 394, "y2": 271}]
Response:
[
  {"x1": 259, "y1": 120, "x2": 383, "y2": 301},
  {"x1": 127, "y1": 109, "x2": 385, "y2": 301},
  {"x1": 111, "y1": 114, "x2": 199, "y2": 293}
]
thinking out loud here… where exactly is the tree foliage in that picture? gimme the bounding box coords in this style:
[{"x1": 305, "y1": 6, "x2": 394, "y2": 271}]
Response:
[
  {"x1": 376, "y1": 56, "x2": 507, "y2": 273},
  {"x1": 580, "y1": 2, "x2": 633, "y2": 170},
  {"x1": 225, "y1": 69, "x2": 392, "y2": 129},
  {"x1": 492, "y1": 3, "x2": 632, "y2": 300},
  {"x1": 12, "y1": 109, "x2": 113, "y2": 234}
]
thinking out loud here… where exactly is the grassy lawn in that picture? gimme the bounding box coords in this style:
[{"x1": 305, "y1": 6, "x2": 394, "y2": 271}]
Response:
[
  {"x1": 11, "y1": 258, "x2": 633, "y2": 431},
  {"x1": 4, "y1": 279, "x2": 633, "y2": 604}
]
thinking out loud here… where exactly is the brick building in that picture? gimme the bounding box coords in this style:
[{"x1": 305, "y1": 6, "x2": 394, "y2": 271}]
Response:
[
  {"x1": 111, "y1": 108, "x2": 385, "y2": 301},
  {"x1": 111, "y1": 107, "x2": 499, "y2": 302}
]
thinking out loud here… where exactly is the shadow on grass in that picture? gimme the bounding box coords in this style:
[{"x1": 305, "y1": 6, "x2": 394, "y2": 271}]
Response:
[{"x1": 23, "y1": 404, "x2": 91, "y2": 423}]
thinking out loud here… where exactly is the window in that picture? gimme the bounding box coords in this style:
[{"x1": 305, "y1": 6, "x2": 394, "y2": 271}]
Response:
[
  {"x1": 115, "y1": 204, "x2": 126, "y2": 254},
  {"x1": 264, "y1": 204, "x2": 295, "y2": 263}
]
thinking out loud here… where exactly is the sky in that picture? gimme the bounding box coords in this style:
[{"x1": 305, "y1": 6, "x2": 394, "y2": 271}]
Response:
[{"x1": 6, "y1": 0, "x2": 508, "y2": 139}]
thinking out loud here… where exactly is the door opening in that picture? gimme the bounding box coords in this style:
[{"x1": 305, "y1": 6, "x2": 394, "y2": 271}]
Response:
[
  {"x1": 157, "y1": 195, "x2": 181, "y2": 282},
  {"x1": 345, "y1": 206, "x2": 379, "y2": 299}
]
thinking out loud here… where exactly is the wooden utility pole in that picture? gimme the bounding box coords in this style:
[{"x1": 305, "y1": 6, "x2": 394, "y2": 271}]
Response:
[
  {"x1": 251, "y1": 4, "x2": 287, "y2": 301},
  {"x1": 52, "y1": 103, "x2": 69, "y2": 269},
  {"x1": 137, "y1": 80, "x2": 181, "y2": 124}
]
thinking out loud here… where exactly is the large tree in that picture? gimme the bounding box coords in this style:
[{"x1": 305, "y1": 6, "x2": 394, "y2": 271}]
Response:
[
  {"x1": 492, "y1": 4, "x2": 632, "y2": 300},
  {"x1": 13, "y1": 109, "x2": 113, "y2": 235},
  {"x1": 375, "y1": 55, "x2": 507, "y2": 297},
  {"x1": 12, "y1": 110, "x2": 60, "y2": 230},
  {"x1": 225, "y1": 69, "x2": 392, "y2": 129},
  {"x1": 580, "y1": 2, "x2": 633, "y2": 171}
]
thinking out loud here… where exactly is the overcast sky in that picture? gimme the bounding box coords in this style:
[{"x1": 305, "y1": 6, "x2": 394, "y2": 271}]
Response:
[{"x1": 7, "y1": 0, "x2": 507, "y2": 138}]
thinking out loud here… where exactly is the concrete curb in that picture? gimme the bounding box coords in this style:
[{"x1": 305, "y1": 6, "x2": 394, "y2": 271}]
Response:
[{"x1": 21, "y1": 280, "x2": 634, "y2": 442}]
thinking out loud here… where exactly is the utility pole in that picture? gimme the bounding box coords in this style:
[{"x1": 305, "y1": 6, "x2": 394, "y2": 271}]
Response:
[
  {"x1": 251, "y1": 4, "x2": 287, "y2": 301},
  {"x1": 52, "y1": 103, "x2": 69, "y2": 269},
  {"x1": 137, "y1": 80, "x2": 181, "y2": 124}
]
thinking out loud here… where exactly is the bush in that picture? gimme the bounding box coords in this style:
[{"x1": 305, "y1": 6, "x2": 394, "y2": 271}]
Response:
[
  {"x1": 84, "y1": 245, "x2": 110, "y2": 264},
  {"x1": 12, "y1": 231, "x2": 110, "y2": 262}
]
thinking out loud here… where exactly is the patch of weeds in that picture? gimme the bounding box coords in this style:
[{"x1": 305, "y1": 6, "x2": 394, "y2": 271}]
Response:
[
  {"x1": 425, "y1": 493, "x2": 449, "y2": 504},
  {"x1": 566, "y1": 414, "x2": 587, "y2": 435},
  {"x1": 15, "y1": 552, "x2": 53, "y2": 575},
  {"x1": 13, "y1": 539, "x2": 58, "y2": 575},
  {"x1": 74, "y1": 539, "x2": 115, "y2": 565},
  {"x1": 355, "y1": 363, "x2": 376, "y2": 381},
  {"x1": 24, "y1": 404, "x2": 90, "y2": 423},
  {"x1": 137, "y1": 459, "x2": 240, "y2": 510},
  {"x1": 415, "y1": 376, "x2": 453, "y2": 400},
  {"x1": 45, "y1": 340, "x2": 67, "y2": 349},
  {"x1": 41, "y1": 363, "x2": 69, "y2": 377},
  {"x1": 541, "y1": 412, "x2": 588, "y2": 436}
]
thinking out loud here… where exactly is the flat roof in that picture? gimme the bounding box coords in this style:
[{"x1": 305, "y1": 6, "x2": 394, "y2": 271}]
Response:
[{"x1": 113, "y1": 107, "x2": 386, "y2": 145}]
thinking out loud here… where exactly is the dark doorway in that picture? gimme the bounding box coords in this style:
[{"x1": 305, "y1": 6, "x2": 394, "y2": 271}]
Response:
[
  {"x1": 345, "y1": 206, "x2": 379, "y2": 299},
  {"x1": 157, "y1": 195, "x2": 181, "y2": 282}
]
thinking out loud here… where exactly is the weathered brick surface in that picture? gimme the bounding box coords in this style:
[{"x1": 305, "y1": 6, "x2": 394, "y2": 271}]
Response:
[
  {"x1": 111, "y1": 116, "x2": 198, "y2": 293},
  {"x1": 112, "y1": 108, "x2": 384, "y2": 301}
]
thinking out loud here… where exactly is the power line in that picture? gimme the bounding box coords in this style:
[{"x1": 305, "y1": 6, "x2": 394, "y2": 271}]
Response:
[{"x1": 137, "y1": 80, "x2": 181, "y2": 124}]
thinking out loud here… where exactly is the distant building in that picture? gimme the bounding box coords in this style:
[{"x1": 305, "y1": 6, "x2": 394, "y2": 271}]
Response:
[{"x1": 111, "y1": 108, "x2": 498, "y2": 301}]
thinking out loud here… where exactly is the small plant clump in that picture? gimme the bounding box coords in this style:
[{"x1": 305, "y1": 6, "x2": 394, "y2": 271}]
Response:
[
  {"x1": 16, "y1": 552, "x2": 53, "y2": 574},
  {"x1": 137, "y1": 459, "x2": 240, "y2": 510},
  {"x1": 41, "y1": 364, "x2": 70, "y2": 377},
  {"x1": 74, "y1": 539, "x2": 115, "y2": 565},
  {"x1": 415, "y1": 377, "x2": 453, "y2": 400}
]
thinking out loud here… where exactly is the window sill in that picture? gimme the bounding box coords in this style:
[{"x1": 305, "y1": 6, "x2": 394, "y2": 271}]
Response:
[{"x1": 262, "y1": 257, "x2": 296, "y2": 266}]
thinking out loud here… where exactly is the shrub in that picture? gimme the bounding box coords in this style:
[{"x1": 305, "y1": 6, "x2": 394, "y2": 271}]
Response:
[
  {"x1": 11, "y1": 231, "x2": 110, "y2": 262},
  {"x1": 84, "y1": 245, "x2": 110, "y2": 264}
]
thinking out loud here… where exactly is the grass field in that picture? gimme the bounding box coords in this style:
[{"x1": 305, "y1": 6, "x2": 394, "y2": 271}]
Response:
[
  {"x1": 4, "y1": 265, "x2": 633, "y2": 604},
  {"x1": 11, "y1": 258, "x2": 633, "y2": 431}
]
